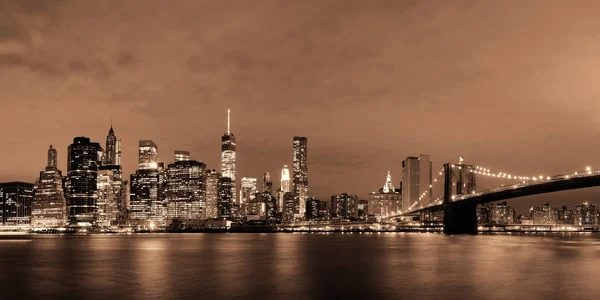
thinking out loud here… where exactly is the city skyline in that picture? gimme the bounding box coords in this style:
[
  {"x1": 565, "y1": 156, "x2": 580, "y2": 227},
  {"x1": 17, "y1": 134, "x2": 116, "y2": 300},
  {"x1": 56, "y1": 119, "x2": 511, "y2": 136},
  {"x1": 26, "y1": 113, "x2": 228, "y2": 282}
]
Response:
[{"x1": 3, "y1": 1, "x2": 600, "y2": 213}]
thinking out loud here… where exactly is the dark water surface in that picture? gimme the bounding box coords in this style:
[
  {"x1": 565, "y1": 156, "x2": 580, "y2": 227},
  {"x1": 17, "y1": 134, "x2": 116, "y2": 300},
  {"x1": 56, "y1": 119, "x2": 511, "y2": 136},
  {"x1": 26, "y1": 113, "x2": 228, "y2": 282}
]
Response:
[{"x1": 1, "y1": 233, "x2": 600, "y2": 299}]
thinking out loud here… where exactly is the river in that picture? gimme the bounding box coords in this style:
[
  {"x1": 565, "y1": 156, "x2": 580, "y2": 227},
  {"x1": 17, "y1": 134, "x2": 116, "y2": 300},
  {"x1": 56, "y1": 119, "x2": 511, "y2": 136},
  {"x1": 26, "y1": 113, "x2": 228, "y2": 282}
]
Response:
[{"x1": 1, "y1": 232, "x2": 599, "y2": 299}]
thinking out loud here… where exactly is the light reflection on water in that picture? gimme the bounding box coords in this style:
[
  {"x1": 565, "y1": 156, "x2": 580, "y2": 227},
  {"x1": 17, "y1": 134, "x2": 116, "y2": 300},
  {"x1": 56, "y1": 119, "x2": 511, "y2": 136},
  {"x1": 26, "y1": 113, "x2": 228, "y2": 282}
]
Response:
[{"x1": 1, "y1": 233, "x2": 600, "y2": 299}]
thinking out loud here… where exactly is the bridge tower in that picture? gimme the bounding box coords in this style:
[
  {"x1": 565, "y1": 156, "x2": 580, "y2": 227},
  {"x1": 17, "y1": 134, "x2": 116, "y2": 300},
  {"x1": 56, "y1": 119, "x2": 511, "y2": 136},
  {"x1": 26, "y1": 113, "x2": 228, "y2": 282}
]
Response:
[{"x1": 443, "y1": 163, "x2": 478, "y2": 234}]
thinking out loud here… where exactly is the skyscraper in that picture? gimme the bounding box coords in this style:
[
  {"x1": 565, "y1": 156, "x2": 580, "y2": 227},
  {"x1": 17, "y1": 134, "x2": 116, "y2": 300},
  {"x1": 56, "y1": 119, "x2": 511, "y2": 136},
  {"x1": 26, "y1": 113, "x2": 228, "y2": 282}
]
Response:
[
  {"x1": 129, "y1": 169, "x2": 160, "y2": 226},
  {"x1": 174, "y1": 151, "x2": 190, "y2": 162},
  {"x1": 130, "y1": 140, "x2": 164, "y2": 228},
  {"x1": 240, "y1": 177, "x2": 257, "y2": 216},
  {"x1": 166, "y1": 160, "x2": 206, "y2": 221},
  {"x1": 401, "y1": 154, "x2": 432, "y2": 212},
  {"x1": 139, "y1": 140, "x2": 158, "y2": 170},
  {"x1": 102, "y1": 125, "x2": 125, "y2": 225},
  {"x1": 97, "y1": 169, "x2": 118, "y2": 227},
  {"x1": 293, "y1": 137, "x2": 308, "y2": 218},
  {"x1": 32, "y1": 145, "x2": 67, "y2": 228},
  {"x1": 218, "y1": 177, "x2": 233, "y2": 219},
  {"x1": 263, "y1": 172, "x2": 272, "y2": 194},
  {"x1": 204, "y1": 170, "x2": 221, "y2": 219},
  {"x1": 281, "y1": 164, "x2": 290, "y2": 193},
  {"x1": 66, "y1": 137, "x2": 102, "y2": 226},
  {"x1": 221, "y1": 109, "x2": 237, "y2": 203},
  {"x1": 104, "y1": 125, "x2": 118, "y2": 165},
  {"x1": 1, "y1": 182, "x2": 34, "y2": 226}
]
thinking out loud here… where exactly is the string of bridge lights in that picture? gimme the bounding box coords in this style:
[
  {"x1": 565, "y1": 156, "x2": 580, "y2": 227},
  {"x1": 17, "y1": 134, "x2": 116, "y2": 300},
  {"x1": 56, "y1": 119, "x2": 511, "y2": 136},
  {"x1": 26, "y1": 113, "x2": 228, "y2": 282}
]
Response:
[{"x1": 402, "y1": 161, "x2": 596, "y2": 214}]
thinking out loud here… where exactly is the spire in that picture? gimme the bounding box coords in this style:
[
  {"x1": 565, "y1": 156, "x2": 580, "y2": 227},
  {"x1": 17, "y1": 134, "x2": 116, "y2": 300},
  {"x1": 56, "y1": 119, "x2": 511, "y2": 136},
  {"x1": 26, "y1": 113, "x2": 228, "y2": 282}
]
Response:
[
  {"x1": 108, "y1": 118, "x2": 115, "y2": 135},
  {"x1": 227, "y1": 108, "x2": 231, "y2": 135}
]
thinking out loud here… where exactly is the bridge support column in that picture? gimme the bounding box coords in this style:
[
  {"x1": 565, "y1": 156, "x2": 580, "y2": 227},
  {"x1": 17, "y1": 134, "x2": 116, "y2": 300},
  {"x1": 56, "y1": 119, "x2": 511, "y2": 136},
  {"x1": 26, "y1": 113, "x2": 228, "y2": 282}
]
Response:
[{"x1": 443, "y1": 201, "x2": 478, "y2": 234}]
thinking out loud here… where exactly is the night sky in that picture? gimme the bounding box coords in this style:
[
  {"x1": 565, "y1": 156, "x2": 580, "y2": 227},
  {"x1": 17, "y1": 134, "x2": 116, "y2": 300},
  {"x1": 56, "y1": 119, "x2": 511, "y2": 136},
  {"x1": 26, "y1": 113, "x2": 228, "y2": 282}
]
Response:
[{"x1": 2, "y1": 0, "x2": 600, "y2": 213}]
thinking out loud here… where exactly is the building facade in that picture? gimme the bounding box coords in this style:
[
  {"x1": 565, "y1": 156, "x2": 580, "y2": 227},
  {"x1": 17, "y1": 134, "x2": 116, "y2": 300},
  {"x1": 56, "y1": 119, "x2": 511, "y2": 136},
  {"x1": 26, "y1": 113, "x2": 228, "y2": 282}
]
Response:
[
  {"x1": 166, "y1": 160, "x2": 206, "y2": 221},
  {"x1": 32, "y1": 145, "x2": 67, "y2": 228},
  {"x1": 97, "y1": 169, "x2": 118, "y2": 227},
  {"x1": 221, "y1": 109, "x2": 237, "y2": 205},
  {"x1": 66, "y1": 137, "x2": 102, "y2": 226},
  {"x1": 368, "y1": 171, "x2": 402, "y2": 220},
  {"x1": 138, "y1": 140, "x2": 158, "y2": 170},
  {"x1": 530, "y1": 203, "x2": 559, "y2": 225},
  {"x1": 293, "y1": 137, "x2": 308, "y2": 218},
  {"x1": 331, "y1": 193, "x2": 358, "y2": 220},
  {"x1": 0, "y1": 182, "x2": 34, "y2": 226},
  {"x1": 402, "y1": 155, "x2": 432, "y2": 213},
  {"x1": 218, "y1": 177, "x2": 234, "y2": 219},
  {"x1": 204, "y1": 170, "x2": 221, "y2": 219},
  {"x1": 573, "y1": 203, "x2": 599, "y2": 226}
]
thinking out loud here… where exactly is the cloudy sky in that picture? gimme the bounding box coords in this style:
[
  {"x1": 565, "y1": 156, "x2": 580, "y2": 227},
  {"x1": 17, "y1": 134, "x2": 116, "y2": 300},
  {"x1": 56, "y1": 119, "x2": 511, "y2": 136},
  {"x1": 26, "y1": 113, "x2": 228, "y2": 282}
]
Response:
[{"x1": 2, "y1": 0, "x2": 600, "y2": 213}]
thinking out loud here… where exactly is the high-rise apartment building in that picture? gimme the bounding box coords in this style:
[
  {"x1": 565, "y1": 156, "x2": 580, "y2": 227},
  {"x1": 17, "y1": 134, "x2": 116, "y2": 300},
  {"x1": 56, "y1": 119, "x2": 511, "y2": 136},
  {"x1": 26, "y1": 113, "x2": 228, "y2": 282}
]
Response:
[
  {"x1": 221, "y1": 109, "x2": 237, "y2": 203},
  {"x1": 530, "y1": 203, "x2": 559, "y2": 225},
  {"x1": 292, "y1": 137, "x2": 308, "y2": 218},
  {"x1": 401, "y1": 154, "x2": 432, "y2": 212},
  {"x1": 66, "y1": 137, "x2": 102, "y2": 226},
  {"x1": 32, "y1": 145, "x2": 67, "y2": 228},
  {"x1": 573, "y1": 203, "x2": 599, "y2": 226},
  {"x1": 166, "y1": 160, "x2": 206, "y2": 221},
  {"x1": 0, "y1": 182, "x2": 34, "y2": 226},
  {"x1": 331, "y1": 193, "x2": 358, "y2": 220}
]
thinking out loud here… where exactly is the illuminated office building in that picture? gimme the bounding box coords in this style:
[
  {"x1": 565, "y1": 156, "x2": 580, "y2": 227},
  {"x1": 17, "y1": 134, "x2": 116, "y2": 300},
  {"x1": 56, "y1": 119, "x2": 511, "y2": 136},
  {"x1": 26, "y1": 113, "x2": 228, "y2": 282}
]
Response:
[
  {"x1": 139, "y1": 140, "x2": 158, "y2": 170},
  {"x1": 174, "y1": 150, "x2": 190, "y2": 162},
  {"x1": 282, "y1": 192, "x2": 295, "y2": 220},
  {"x1": 96, "y1": 169, "x2": 118, "y2": 227},
  {"x1": 31, "y1": 145, "x2": 67, "y2": 228},
  {"x1": 221, "y1": 109, "x2": 237, "y2": 203},
  {"x1": 240, "y1": 177, "x2": 257, "y2": 216},
  {"x1": 66, "y1": 137, "x2": 102, "y2": 226},
  {"x1": 218, "y1": 177, "x2": 233, "y2": 219},
  {"x1": 166, "y1": 160, "x2": 206, "y2": 221},
  {"x1": 306, "y1": 198, "x2": 327, "y2": 221},
  {"x1": 0, "y1": 182, "x2": 34, "y2": 226},
  {"x1": 293, "y1": 137, "x2": 308, "y2": 218}
]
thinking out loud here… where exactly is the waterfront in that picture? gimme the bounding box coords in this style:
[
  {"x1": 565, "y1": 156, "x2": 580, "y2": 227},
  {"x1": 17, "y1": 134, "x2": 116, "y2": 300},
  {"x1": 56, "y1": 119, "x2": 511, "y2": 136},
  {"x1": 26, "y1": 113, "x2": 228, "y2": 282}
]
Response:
[{"x1": 1, "y1": 233, "x2": 600, "y2": 299}]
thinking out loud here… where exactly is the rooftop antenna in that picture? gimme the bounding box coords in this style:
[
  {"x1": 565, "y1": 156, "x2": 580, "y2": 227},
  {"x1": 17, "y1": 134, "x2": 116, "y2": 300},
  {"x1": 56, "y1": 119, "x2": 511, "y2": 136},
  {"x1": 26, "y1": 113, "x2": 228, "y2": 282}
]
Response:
[{"x1": 227, "y1": 108, "x2": 231, "y2": 135}]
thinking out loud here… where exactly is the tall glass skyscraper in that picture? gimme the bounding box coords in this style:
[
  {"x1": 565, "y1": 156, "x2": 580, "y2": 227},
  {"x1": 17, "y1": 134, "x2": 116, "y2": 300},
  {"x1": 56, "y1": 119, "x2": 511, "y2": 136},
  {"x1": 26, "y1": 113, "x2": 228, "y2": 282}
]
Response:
[
  {"x1": 280, "y1": 165, "x2": 290, "y2": 193},
  {"x1": 130, "y1": 140, "x2": 164, "y2": 228},
  {"x1": 66, "y1": 137, "x2": 102, "y2": 226},
  {"x1": 166, "y1": 160, "x2": 206, "y2": 221},
  {"x1": 221, "y1": 109, "x2": 236, "y2": 204},
  {"x1": 32, "y1": 145, "x2": 67, "y2": 228},
  {"x1": 292, "y1": 137, "x2": 308, "y2": 218},
  {"x1": 104, "y1": 126, "x2": 119, "y2": 165}
]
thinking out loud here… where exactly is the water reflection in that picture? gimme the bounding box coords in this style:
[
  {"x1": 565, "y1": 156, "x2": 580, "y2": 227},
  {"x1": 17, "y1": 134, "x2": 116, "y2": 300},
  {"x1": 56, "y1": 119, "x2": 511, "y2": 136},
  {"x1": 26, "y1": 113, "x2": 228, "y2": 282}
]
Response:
[{"x1": 1, "y1": 233, "x2": 600, "y2": 299}]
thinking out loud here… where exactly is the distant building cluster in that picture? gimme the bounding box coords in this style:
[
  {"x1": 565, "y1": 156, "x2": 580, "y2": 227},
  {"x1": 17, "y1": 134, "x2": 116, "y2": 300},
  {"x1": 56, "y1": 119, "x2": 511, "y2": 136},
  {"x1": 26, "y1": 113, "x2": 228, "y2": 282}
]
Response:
[
  {"x1": 1, "y1": 111, "x2": 323, "y2": 230},
  {"x1": 474, "y1": 202, "x2": 599, "y2": 227}
]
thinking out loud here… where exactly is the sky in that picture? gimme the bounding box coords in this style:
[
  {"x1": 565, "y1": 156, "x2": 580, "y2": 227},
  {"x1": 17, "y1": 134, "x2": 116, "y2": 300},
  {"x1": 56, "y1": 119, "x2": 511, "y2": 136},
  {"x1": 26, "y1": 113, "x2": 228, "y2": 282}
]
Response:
[{"x1": 2, "y1": 0, "x2": 600, "y2": 213}]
